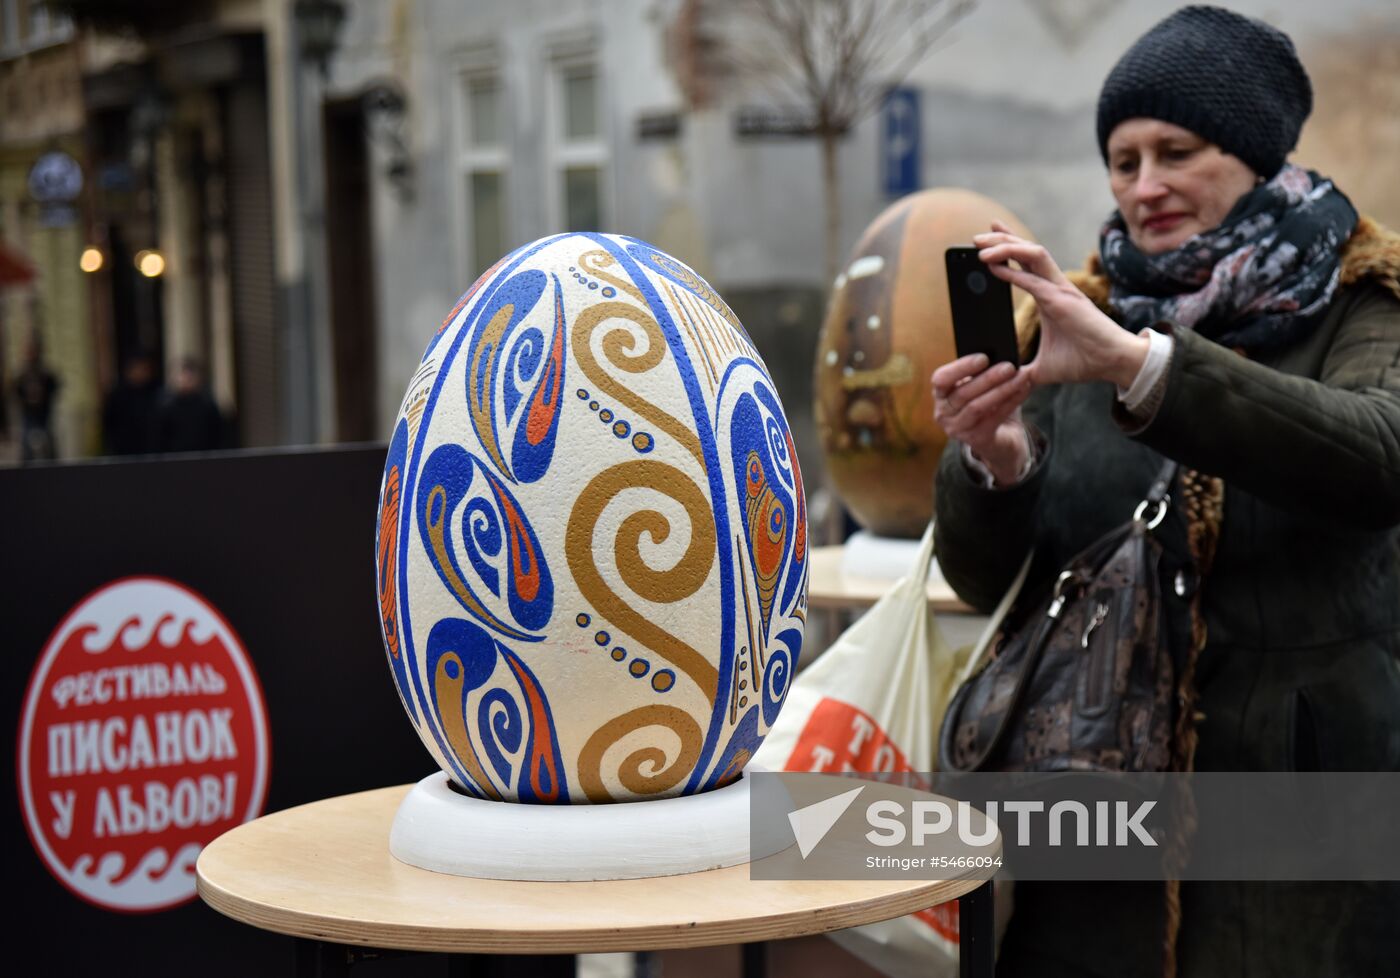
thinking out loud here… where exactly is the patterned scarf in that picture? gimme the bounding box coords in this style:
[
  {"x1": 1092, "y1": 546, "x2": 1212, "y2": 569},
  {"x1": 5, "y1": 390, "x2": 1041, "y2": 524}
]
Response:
[{"x1": 1098, "y1": 165, "x2": 1358, "y2": 354}]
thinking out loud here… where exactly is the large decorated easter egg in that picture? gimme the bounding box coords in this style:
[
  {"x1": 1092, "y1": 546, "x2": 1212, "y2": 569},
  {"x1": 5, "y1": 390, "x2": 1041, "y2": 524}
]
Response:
[
  {"x1": 815, "y1": 188, "x2": 1033, "y2": 538},
  {"x1": 375, "y1": 234, "x2": 808, "y2": 804}
]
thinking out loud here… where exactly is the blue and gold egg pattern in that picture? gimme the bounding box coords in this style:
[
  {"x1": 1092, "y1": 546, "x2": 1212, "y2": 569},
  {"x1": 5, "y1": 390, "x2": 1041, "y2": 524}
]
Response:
[{"x1": 375, "y1": 234, "x2": 808, "y2": 803}]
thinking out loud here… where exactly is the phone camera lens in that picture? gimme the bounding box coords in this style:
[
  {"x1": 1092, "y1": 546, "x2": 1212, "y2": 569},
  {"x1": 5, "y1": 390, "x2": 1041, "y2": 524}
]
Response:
[{"x1": 967, "y1": 270, "x2": 988, "y2": 295}]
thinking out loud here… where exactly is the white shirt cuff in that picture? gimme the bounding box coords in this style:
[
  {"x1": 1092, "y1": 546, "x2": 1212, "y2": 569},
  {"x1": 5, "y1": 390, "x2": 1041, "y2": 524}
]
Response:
[
  {"x1": 961, "y1": 426, "x2": 1036, "y2": 489},
  {"x1": 1117, "y1": 328, "x2": 1174, "y2": 417}
]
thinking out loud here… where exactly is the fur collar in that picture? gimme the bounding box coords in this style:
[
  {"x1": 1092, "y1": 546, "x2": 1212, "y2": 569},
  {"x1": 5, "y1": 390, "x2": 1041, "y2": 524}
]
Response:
[{"x1": 1015, "y1": 216, "x2": 1400, "y2": 347}]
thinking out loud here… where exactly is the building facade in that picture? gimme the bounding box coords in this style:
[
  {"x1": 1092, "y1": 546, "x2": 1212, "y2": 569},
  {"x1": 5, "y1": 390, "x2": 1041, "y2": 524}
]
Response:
[
  {"x1": 1, "y1": 0, "x2": 303, "y2": 457},
  {"x1": 0, "y1": 1, "x2": 93, "y2": 457},
  {"x1": 4, "y1": 0, "x2": 1396, "y2": 466},
  {"x1": 324, "y1": 0, "x2": 1400, "y2": 508}
]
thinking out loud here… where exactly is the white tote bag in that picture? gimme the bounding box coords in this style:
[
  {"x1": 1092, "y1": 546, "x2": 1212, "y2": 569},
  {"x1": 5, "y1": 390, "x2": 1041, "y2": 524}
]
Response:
[{"x1": 753, "y1": 522, "x2": 1021, "y2": 978}]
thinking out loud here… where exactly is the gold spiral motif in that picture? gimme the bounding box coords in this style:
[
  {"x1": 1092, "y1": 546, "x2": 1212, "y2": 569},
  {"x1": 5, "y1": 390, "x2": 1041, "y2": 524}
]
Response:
[
  {"x1": 566, "y1": 460, "x2": 718, "y2": 699},
  {"x1": 578, "y1": 249, "x2": 644, "y2": 303},
  {"x1": 433, "y1": 652, "x2": 502, "y2": 800},
  {"x1": 577, "y1": 705, "x2": 704, "y2": 803},
  {"x1": 571, "y1": 300, "x2": 706, "y2": 470},
  {"x1": 643, "y1": 250, "x2": 744, "y2": 333},
  {"x1": 467, "y1": 303, "x2": 515, "y2": 476},
  {"x1": 425, "y1": 485, "x2": 536, "y2": 643}
]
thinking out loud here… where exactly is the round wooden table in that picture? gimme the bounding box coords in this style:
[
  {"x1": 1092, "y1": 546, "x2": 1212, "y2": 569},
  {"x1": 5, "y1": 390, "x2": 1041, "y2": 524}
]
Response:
[
  {"x1": 807, "y1": 544, "x2": 972, "y2": 613},
  {"x1": 196, "y1": 784, "x2": 996, "y2": 977}
]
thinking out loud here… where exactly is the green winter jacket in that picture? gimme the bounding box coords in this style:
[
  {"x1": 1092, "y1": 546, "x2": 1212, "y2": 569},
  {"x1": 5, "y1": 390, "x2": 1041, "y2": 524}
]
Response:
[{"x1": 933, "y1": 217, "x2": 1400, "y2": 978}]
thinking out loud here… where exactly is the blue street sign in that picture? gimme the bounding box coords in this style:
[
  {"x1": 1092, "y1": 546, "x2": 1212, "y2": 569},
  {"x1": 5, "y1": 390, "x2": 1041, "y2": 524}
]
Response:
[{"x1": 881, "y1": 87, "x2": 921, "y2": 198}]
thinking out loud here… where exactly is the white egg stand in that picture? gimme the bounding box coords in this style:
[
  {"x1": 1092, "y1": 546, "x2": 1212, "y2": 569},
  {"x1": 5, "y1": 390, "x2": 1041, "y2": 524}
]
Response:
[{"x1": 389, "y1": 766, "x2": 790, "y2": 882}]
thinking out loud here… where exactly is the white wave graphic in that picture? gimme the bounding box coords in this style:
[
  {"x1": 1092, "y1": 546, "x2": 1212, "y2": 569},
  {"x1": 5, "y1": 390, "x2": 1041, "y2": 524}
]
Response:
[
  {"x1": 77, "y1": 581, "x2": 219, "y2": 654},
  {"x1": 68, "y1": 843, "x2": 202, "y2": 908}
]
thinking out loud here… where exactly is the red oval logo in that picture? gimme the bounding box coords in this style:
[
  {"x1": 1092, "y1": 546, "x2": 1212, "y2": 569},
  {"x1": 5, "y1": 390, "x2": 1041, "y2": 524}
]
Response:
[{"x1": 17, "y1": 578, "x2": 271, "y2": 912}]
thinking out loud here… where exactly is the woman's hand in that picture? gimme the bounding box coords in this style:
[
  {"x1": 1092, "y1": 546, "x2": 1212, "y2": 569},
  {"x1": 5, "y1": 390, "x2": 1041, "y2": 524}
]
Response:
[
  {"x1": 932, "y1": 353, "x2": 1034, "y2": 486},
  {"x1": 973, "y1": 221, "x2": 1149, "y2": 388}
]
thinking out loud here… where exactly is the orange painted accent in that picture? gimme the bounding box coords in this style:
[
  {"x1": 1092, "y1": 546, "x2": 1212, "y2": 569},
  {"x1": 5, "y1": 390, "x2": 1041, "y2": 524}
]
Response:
[
  {"x1": 746, "y1": 453, "x2": 764, "y2": 498},
  {"x1": 504, "y1": 654, "x2": 560, "y2": 802},
  {"x1": 494, "y1": 484, "x2": 541, "y2": 604},
  {"x1": 377, "y1": 467, "x2": 401, "y2": 658},
  {"x1": 753, "y1": 493, "x2": 785, "y2": 579},
  {"x1": 525, "y1": 287, "x2": 566, "y2": 446},
  {"x1": 439, "y1": 296, "x2": 469, "y2": 335},
  {"x1": 785, "y1": 428, "x2": 807, "y2": 563},
  {"x1": 439, "y1": 253, "x2": 508, "y2": 334}
]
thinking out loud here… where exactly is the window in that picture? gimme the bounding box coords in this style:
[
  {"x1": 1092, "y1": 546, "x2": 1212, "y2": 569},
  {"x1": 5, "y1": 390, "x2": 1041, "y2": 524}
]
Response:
[
  {"x1": 3, "y1": 0, "x2": 72, "y2": 52},
  {"x1": 551, "y1": 61, "x2": 606, "y2": 232},
  {"x1": 28, "y1": 1, "x2": 48, "y2": 38},
  {"x1": 459, "y1": 72, "x2": 508, "y2": 277},
  {"x1": 563, "y1": 167, "x2": 600, "y2": 231},
  {"x1": 467, "y1": 76, "x2": 500, "y2": 148},
  {"x1": 469, "y1": 171, "x2": 503, "y2": 272},
  {"x1": 562, "y1": 66, "x2": 597, "y2": 141},
  {"x1": 1, "y1": 0, "x2": 19, "y2": 52},
  {"x1": 28, "y1": 5, "x2": 73, "y2": 47}
]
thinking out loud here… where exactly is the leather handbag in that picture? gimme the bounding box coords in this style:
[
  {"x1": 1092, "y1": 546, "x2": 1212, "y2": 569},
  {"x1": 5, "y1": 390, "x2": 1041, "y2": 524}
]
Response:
[{"x1": 938, "y1": 459, "x2": 1181, "y2": 773}]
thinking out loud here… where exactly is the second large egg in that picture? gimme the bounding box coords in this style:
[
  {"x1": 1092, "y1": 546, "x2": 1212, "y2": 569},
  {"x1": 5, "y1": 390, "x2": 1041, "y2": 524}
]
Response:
[{"x1": 815, "y1": 188, "x2": 1034, "y2": 538}]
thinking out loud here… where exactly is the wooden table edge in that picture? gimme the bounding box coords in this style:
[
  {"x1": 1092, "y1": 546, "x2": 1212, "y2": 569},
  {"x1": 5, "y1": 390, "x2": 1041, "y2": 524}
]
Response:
[
  {"x1": 195, "y1": 863, "x2": 991, "y2": 954},
  {"x1": 805, "y1": 591, "x2": 974, "y2": 614},
  {"x1": 806, "y1": 545, "x2": 974, "y2": 614}
]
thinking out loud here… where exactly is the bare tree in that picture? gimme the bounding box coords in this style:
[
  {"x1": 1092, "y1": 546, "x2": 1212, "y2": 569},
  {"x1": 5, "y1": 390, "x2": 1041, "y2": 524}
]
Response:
[{"x1": 671, "y1": 0, "x2": 975, "y2": 289}]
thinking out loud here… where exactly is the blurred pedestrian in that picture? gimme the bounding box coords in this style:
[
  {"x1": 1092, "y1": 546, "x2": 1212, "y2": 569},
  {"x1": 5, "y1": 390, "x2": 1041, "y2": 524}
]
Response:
[
  {"x1": 155, "y1": 356, "x2": 224, "y2": 453},
  {"x1": 102, "y1": 349, "x2": 160, "y2": 456},
  {"x1": 13, "y1": 334, "x2": 59, "y2": 463}
]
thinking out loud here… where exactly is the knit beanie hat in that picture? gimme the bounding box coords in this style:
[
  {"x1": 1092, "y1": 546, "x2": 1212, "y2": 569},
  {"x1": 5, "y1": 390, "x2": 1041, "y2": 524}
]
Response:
[{"x1": 1096, "y1": 5, "x2": 1312, "y2": 178}]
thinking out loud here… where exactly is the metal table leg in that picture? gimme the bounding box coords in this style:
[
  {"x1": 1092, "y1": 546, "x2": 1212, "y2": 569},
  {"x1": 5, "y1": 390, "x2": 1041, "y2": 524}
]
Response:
[
  {"x1": 294, "y1": 941, "x2": 421, "y2": 976},
  {"x1": 958, "y1": 881, "x2": 995, "y2": 978},
  {"x1": 741, "y1": 940, "x2": 768, "y2": 978},
  {"x1": 296, "y1": 941, "x2": 575, "y2": 977}
]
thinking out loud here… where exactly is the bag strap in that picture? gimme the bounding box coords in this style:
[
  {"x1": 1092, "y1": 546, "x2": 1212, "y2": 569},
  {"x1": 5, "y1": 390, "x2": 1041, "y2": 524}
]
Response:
[
  {"x1": 956, "y1": 549, "x2": 1033, "y2": 689},
  {"x1": 909, "y1": 520, "x2": 938, "y2": 594},
  {"x1": 1147, "y1": 459, "x2": 1178, "y2": 503}
]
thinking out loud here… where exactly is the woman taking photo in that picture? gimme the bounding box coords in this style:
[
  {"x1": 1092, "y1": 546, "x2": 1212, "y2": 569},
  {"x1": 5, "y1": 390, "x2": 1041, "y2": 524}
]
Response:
[{"x1": 931, "y1": 5, "x2": 1400, "y2": 976}]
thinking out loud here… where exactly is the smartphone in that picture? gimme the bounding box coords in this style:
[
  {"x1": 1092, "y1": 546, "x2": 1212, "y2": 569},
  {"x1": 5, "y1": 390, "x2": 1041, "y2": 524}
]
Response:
[{"x1": 945, "y1": 247, "x2": 1019, "y2": 366}]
